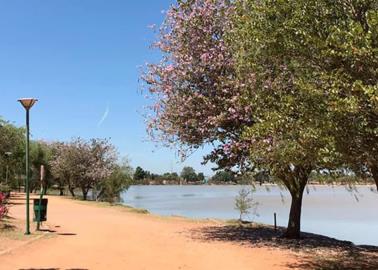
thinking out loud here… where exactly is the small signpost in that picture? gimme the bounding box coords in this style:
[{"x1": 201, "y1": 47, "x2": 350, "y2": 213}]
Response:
[{"x1": 36, "y1": 165, "x2": 46, "y2": 230}]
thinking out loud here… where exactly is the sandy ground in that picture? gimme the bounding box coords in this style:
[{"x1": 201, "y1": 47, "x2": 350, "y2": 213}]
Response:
[{"x1": 0, "y1": 193, "x2": 297, "y2": 270}]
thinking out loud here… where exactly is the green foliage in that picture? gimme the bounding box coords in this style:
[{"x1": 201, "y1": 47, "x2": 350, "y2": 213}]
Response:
[
  {"x1": 180, "y1": 166, "x2": 198, "y2": 183},
  {"x1": 0, "y1": 118, "x2": 25, "y2": 188},
  {"x1": 197, "y1": 172, "x2": 205, "y2": 183},
  {"x1": 211, "y1": 170, "x2": 235, "y2": 183},
  {"x1": 230, "y1": 0, "x2": 378, "y2": 238},
  {"x1": 133, "y1": 169, "x2": 188, "y2": 185},
  {"x1": 0, "y1": 184, "x2": 11, "y2": 196},
  {"x1": 0, "y1": 116, "x2": 135, "y2": 202},
  {"x1": 162, "y1": 172, "x2": 180, "y2": 181},
  {"x1": 29, "y1": 141, "x2": 54, "y2": 192},
  {"x1": 97, "y1": 165, "x2": 132, "y2": 204},
  {"x1": 234, "y1": 0, "x2": 378, "y2": 188},
  {"x1": 0, "y1": 118, "x2": 57, "y2": 192},
  {"x1": 234, "y1": 188, "x2": 258, "y2": 222},
  {"x1": 309, "y1": 171, "x2": 374, "y2": 185},
  {"x1": 133, "y1": 166, "x2": 146, "y2": 181}
]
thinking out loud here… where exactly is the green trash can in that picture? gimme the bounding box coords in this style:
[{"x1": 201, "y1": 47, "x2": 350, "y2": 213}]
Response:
[{"x1": 33, "y1": 198, "x2": 48, "y2": 222}]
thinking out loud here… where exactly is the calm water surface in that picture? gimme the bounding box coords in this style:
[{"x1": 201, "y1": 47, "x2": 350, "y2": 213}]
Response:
[{"x1": 121, "y1": 185, "x2": 378, "y2": 246}]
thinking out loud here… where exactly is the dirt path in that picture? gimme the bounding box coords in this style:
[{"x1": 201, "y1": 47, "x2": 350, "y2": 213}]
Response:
[{"x1": 0, "y1": 194, "x2": 296, "y2": 270}]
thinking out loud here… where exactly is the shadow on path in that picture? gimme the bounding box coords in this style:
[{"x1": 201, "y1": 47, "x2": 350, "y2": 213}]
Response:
[
  {"x1": 19, "y1": 268, "x2": 88, "y2": 270},
  {"x1": 38, "y1": 229, "x2": 77, "y2": 236},
  {"x1": 290, "y1": 251, "x2": 378, "y2": 270},
  {"x1": 189, "y1": 224, "x2": 378, "y2": 270}
]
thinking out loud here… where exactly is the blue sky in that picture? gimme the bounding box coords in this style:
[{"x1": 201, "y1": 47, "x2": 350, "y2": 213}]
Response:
[{"x1": 0, "y1": 0, "x2": 214, "y2": 176}]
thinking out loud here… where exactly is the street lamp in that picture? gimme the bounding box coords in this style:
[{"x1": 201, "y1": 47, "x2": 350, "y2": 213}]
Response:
[{"x1": 18, "y1": 98, "x2": 38, "y2": 235}]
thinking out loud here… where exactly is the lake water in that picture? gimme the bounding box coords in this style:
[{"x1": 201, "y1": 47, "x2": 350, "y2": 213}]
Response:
[{"x1": 121, "y1": 185, "x2": 378, "y2": 246}]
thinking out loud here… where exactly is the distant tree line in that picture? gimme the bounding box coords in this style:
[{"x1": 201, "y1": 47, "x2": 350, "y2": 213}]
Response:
[{"x1": 133, "y1": 166, "x2": 206, "y2": 185}]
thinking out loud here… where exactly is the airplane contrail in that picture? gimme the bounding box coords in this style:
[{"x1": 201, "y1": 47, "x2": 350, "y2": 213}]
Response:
[{"x1": 97, "y1": 103, "x2": 110, "y2": 127}]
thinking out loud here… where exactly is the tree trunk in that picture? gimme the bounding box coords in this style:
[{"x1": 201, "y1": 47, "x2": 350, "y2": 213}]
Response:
[
  {"x1": 42, "y1": 180, "x2": 48, "y2": 195},
  {"x1": 59, "y1": 188, "x2": 64, "y2": 196},
  {"x1": 370, "y1": 165, "x2": 378, "y2": 191},
  {"x1": 284, "y1": 189, "x2": 305, "y2": 239},
  {"x1": 69, "y1": 186, "x2": 75, "y2": 197},
  {"x1": 282, "y1": 167, "x2": 309, "y2": 239},
  {"x1": 18, "y1": 177, "x2": 21, "y2": 192},
  {"x1": 96, "y1": 188, "x2": 105, "y2": 201},
  {"x1": 82, "y1": 188, "x2": 88, "y2": 201}
]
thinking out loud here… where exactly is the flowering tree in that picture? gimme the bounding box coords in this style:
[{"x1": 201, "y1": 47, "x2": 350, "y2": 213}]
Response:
[
  {"x1": 143, "y1": 0, "x2": 254, "y2": 171},
  {"x1": 50, "y1": 142, "x2": 78, "y2": 197},
  {"x1": 144, "y1": 0, "x2": 369, "y2": 239},
  {"x1": 144, "y1": 0, "x2": 324, "y2": 239},
  {"x1": 50, "y1": 138, "x2": 117, "y2": 200}
]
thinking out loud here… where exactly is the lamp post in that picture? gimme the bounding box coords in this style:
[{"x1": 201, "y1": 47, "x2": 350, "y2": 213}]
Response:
[{"x1": 18, "y1": 98, "x2": 38, "y2": 235}]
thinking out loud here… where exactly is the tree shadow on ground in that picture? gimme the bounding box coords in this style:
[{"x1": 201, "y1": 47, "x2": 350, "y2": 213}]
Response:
[
  {"x1": 57, "y1": 233, "x2": 77, "y2": 236},
  {"x1": 8, "y1": 201, "x2": 26, "y2": 205},
  {"x1": 19, "y1": 268, "x2": 58, "y2": 270},
  {"x1": 19, "y1": 268, "x2": 88, "y2": 270},
  {"x1": 38, "y1": 229, "x2": 77, "y2": 236},
  {"x1": 9, "y1": 196, "x2": 28, "y2": 201},
  {"x1": 188, "y1": 223, "x2": 378, "y2": 270},
  {"x1": 0, "y1": 220, "x2": 17, "y2": 231},
  {"x1": 290, "y1": 251, "x2": 378, "y2": 270}
]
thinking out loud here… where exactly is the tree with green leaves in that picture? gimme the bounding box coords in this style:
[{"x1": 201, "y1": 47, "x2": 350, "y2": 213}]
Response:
[
  {"x1": 96, "y1": 159, "x2": 133, "y2": 203},
  {"x1": 29, "y1": 141, "x2": 54, "y2": 193},
  {"x1": 180, "y1": 166, "x2": 198, "y2": 183},
  {"x1": 235, "y1": 188, "x2": 258, "y2": 222},
  {"x1": 197, "y1": 172, "x2": 205, "y2": 183},
  {"x1": 133, "y1": 166, "x2": 146, "y2": 182},
  {"x1": 211, "y1": 170, "x2": 235, "y2": 183},
  {"x1": 232, "y1": 0, "x2": 377, "y2": 238},
  {"x1": 297, "y1": 0, "x2": 378, "y2": 188},
  {"x1": 231, "y1": 0, "x2": 342, "y2": 238},
  {"x1": 162, "y1": 172, "x2": 180, "y2": 181},
  {"x1": 0, "y1": 118, "x2": 25, "y2": 189}
]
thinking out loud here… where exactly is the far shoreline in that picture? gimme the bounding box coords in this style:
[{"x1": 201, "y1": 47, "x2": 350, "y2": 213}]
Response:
[{"x1": 127, "y1": 183, "x2": 377, "y2": 188}]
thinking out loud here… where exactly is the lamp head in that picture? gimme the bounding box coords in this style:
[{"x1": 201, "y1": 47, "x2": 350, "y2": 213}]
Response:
[{"x1": 18, "y1": 98, "x2": 38, "y2": 110}]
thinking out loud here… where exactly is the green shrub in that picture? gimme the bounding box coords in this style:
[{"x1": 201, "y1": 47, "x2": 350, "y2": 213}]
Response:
[
  {"x1": 97, "y1": 168, "x2": 132, "y2": 204},
  {"x1": 0, "y1": 184, "x2": 11, "y2": 198},
  {"x1": 235, "y1": 188, "x2": 259, "y2": 222}
]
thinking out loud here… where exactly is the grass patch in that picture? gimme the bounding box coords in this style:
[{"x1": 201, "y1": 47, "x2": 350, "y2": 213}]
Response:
[
  {"x1": 225, "y1": 219, "x2": 266, "y2": 227},
  {"x1": 117, "y1": 204, "x2": 150, "y2": 214},
  {"x1": 67, "y1": 197, "x2": 150, "y2": 214},
  {"x1": 0, "y1": 221, "x2": 43, "y2": 241}
]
